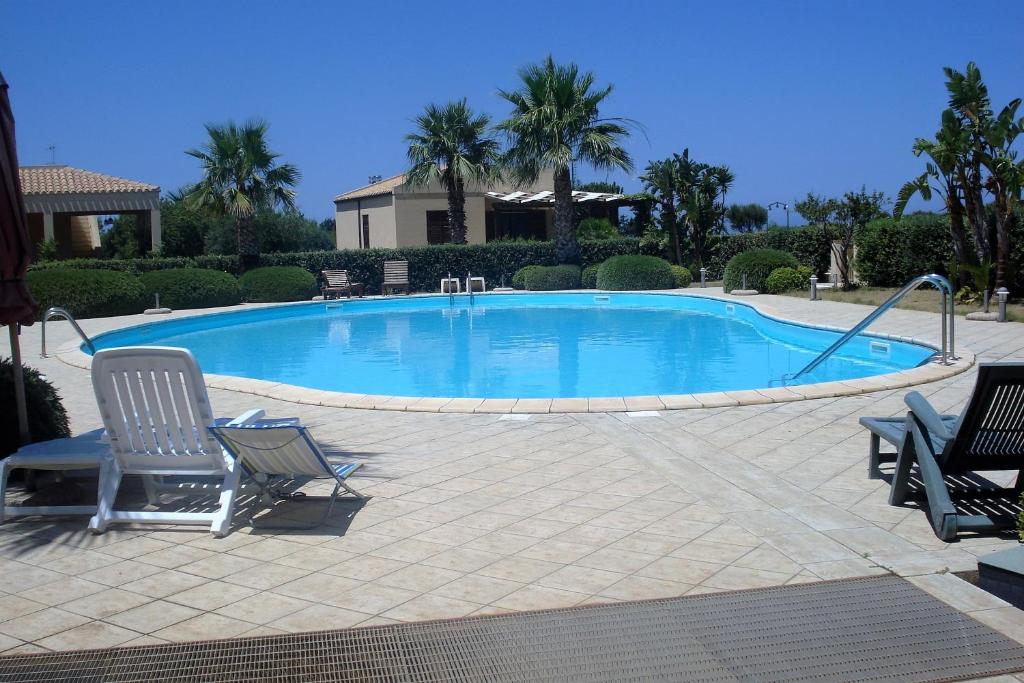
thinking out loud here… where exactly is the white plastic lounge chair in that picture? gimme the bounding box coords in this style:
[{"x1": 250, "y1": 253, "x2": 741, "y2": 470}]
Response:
[
  {"x1": 0, "y1": 428, "x2": 110, "y2": 522},
  {"x1": 210, "y1": 423, "x2": 363, "y2": 529},
  {"x1": 88, "y1": 346, "x2": 266, "y2": 537}
]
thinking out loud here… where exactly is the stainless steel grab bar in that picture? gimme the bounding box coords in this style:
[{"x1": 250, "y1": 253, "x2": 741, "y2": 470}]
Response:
[
  {"x1": 41, "y1": 307, "x2": 95, "y2": 357},
  {"x1": 788, "y1": 273, "x2": 955, "y2": 382}
]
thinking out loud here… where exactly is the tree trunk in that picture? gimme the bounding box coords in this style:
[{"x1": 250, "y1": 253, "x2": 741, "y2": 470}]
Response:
[
  {"x1": 237, "y1": 216, "x2": 259, "y2": 274},
  {"x1": 663, "y1": 201, "x2": 680, "y2": 265},
  {"x1": 552, "y1": 167, "x2": 579, "y2": 264},
  {"x1": 448, "y1": 178, "x2": 467, "y2": 244},
  {"x1": 994, "y1": 194, "x2": 1011, "y2": 290},
  {"x1": 947, "y1": 198, "x2": 973, "y2": 267}
]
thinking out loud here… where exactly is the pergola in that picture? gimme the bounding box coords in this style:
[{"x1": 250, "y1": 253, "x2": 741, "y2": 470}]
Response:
[
  {"x1": 20, "y1": 165, "x2": 161, "y2": 258},
  {"x1": 485, "y1": 189, "x2": 625, "y2": 204}
]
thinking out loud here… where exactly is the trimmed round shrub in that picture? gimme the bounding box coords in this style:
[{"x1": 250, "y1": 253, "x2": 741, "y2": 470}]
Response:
[
  {"x1": 140, "y1": 268, "x2": 241, "y2": 310},
  {"x1": 238, "y1": 266, "x2": 317, "y2": 302},
  {"x1": 26, "y1": 268, "x2": 145, "y2": 319},
  {"x1": 581, "y1": 264, "x2": 600, "y2": 289},
  {"x1": 596, "y1": 255, "x2": 676, "y2": 291},
  {"x1": 524, "y1": 265, "x2": 581, "y2": 291},
  {"x1": 512, "y1": 265, "x2": 544, "y2": 290},
  {"x1": 670, "y1": 265, "x2": 692, "y2": 289},
  {"x1": 1, "y1": 358, "x2": 71, "y2": 459},
  {"x1": 764, "y1": 266, "x2": 814, "y2": 294},
  {"x1": 722, "y1": 249, "x2": 799, "y2": 293}
]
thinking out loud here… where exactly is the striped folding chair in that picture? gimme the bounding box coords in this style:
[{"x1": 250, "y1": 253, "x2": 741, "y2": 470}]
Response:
[{"x1": 209, "y1": 423, "x2": 363, "y2": 529}]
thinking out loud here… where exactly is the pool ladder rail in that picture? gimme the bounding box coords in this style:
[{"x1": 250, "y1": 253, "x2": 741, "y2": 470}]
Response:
[
  {"x1": 783, "y1": 273, "x2": 956, "y2": 384},
  {"x1": 40, "y1": 307, "x2": 95, "y2": 358}
]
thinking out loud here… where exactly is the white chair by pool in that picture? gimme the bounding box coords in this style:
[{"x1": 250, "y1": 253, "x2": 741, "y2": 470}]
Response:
[
  {"x1": 88, "y1": 346, "x2": 267, "y2": 537},
  {"x1": 210, "y1": 423, "x2": 363, "y2": 529}
]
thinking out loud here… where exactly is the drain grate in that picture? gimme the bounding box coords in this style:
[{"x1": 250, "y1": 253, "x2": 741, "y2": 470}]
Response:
[{"x1": 2, "y1": 576, "x2": 1024, "y2": 682}]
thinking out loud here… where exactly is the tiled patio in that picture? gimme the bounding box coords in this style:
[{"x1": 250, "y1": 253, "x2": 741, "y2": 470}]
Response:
[{"x1": 2, "y1": 290, "x2": 1024, "y2": 670}]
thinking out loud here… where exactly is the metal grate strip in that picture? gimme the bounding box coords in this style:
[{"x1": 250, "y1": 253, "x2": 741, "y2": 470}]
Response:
[{"x1": 2, "y1": 576, "x2": 1023, "y2": 682}]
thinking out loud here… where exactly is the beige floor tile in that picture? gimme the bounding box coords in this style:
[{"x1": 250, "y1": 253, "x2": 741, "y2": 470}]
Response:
[
  {"x1": 420, "y1": 547, "x2": 503, "y2": 573},
  {"x1": 325, "y1": 556, "x2": 408, "y2": 581},
  {"x1": 79, "y1": 560, "x2": 165, "y2": 587},
  {"x1": 273, "y1": 573, "x2": 363, "y2": 604},
  {"x1": 269, "y1": 604, "x2": 373, "y2": 633},
  {"x1": 332, "y1": 584, "x2": 419, "y2": 616},
  {"x1": 377, "y1": 564, "x2": 462, "y2": 592},
  {"x1": 0, "y1": 608, "x2": 91, "y2": 641},
  {"x1": 538, "y1": 565, "x2": 626, "y2": 594},
  {"x1": 229, "y1": 538, "x2": 309, "y2": 561},
  {"x1": 61, "y1": 588, "x2": 153, "y2": 620},
  {"x1": 18, "y1": 578, "x2": 108, "y2": 607},
  {"x1": 215, "y1": 593, "x2": 313, "y2": 625},
  {"x1": 106, "y1": 600, "x2": 202, "y2": 634},
  {"x1": 221, "y1": 563, "x2": 311, "y2": 591},
  {"x1": 382, "y1": 594, "x2": 480, "y2": 621},
  {"x1": 670, "y1": 540, "x2": 752, "y2": 565},
  {"x1": 432, "y1": 574, "x2": 523, "y2": 604},
  {"x1": 42, "y1": 550, "x2": 122, "y2": 575},
  {"x1": 98, "y1": 536, "x2": 175, "y2": 559},
  {"x1": 599, "y1": 575, "x2": 693, "y2": 601},
  {"x1": 36, "y1": 621, "x2": 140, "y2": 651},
  {"x1": 178, "y1": 554, "x2": 263, "y2": 580},
  {"x1": 152, "y1": 612, "x2": 257, "y2": 642},
  {"x1": 2, "y1": 566, "x2": 65, "y2": 593},
  {"x1": 0, "y1": 633, "x2": 23, "y2": 653},
  {"x1": 637, "y1": 557, "x2": 725, "y2": 585},
  {"x1": 165, "y1": 581, "x2": 259, "y2": 610},
  {"x1": 273, "y1": 546, "x2": 352, "y2": 571},
  {"x1": 701, "y1": 566, "x2": 794, "y2": 591},
  {"x1": 369, "y1": 538, "x2": 449, "y2": 563},
  {"x1": 478, "y1": 556, "x2": 562, "y2": 583},
  {"x1": 492, "y1": 585, "x2": 588, "y2": 611},
  {"x1": 0, "y1": 595, "x2": 46, "y2": 621},
  {"x1": 518, "y1": 540, "x2": 597, "y2": 564},
  {"x1": 135, "y1": 545, "x2": 216, "y2": 569},
  {"x1": 119, "y1": 569, "x2": 210, "y2": 599}
]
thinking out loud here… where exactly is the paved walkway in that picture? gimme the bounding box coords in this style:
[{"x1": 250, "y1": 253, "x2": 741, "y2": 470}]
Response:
[{"x1": 2, "y1": 291, "x2": 1023, "y2": 674}]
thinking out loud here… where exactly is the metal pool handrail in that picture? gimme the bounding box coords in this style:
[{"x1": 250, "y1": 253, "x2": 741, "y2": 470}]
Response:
[
  {"x1": 41, "y1": 307, "x2": 95, "y2": 357},
  {"x1": 788, "y1": 273, "x2": 955, "y2": 382}
]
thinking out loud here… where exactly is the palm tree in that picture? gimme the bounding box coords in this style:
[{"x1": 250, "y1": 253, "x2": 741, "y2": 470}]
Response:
[
  {"x1": 405, "y1": 99, "x2": 501, "y2": 244},
  {"x1": 498, "y1": 56, "x2": 634, "y2": 264},
  {"x1": 640, "y1": 159, "x2": 680, "y2": 264},
  {"x1": 710, "y1": 165, "x2": 735, "y2": 232},
  {"x1": 185, "y1": 120, "x2": 300, "y2": 273}
]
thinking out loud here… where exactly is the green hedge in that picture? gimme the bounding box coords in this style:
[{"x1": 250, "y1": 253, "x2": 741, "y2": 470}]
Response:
[
  {"x1": 581, "y1": 264, "x2": 600, "y2": 289},
  {"x1": 524, "y1": 265, "x2": 582, "y2": 291},
  {"x1": 512, "y1": 265, "x2": 545, "y2": 290},
  {"x1": 140, "y1": 269, "x2": 241, "y2": 310},
  {"x1": 854, "y1": 215, "x2": 953, "y2": 287},
  {"x1": 26, "y1": 268, "x2": 146, "y2": 319},
  {"x1": 239, "y1": 266, "x2": 318, "y2": 302},
  {"x1": 597, "y1": 255, "x2": 676, "y2": 290},
  {"x1": 723, "y1": 249, "x2": 800, "y2": 293},
  {"x1": 705, "y1": 225, "x2": 835, "y2": 280},
  {"x1": 670, "y1": 265, "x2": 692, "y2": 289},
  {"x1": 765, "y1": 266, "x2": 813, "y2": 294},
  {"x1": 1, "y1": 358, "x2": 71, "y2": 459}
]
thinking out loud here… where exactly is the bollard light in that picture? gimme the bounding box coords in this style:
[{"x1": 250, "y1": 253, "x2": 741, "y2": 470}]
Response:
[
  {"x1": 983, "y1": 289, "x2": 990, "y2": 314},
  {"x1": 996, "y1": 287, "x2": 1009, "y2": 323},
  {"x1": 700, "y1": 267, "x2": 707, "y2": 288},
  {"x1": 810, "y1": 276, "x2": 818, "y2": 301}
]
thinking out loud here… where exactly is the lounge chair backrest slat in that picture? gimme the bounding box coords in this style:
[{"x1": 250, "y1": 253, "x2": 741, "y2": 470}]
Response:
[
  {"x1": 947, "y1": 362, "x2": 1024, "y2": 468},
  {"x1": 383, "y1": 261, "x2": 409, "y2": 284},
  {"x1": 322, "y1": 270, "x2": 352, "y2": 287},
  {"x1": 210, "y1": 426, "x2": 330, "y2": 478},
  {"x1": 92, "y1": 347, "x2": 223, "y2": 472}
]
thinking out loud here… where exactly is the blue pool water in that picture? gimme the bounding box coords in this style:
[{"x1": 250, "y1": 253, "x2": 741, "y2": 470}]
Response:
[{"x1": 89, "y1": 294, "x2": 935, "y2": 398}]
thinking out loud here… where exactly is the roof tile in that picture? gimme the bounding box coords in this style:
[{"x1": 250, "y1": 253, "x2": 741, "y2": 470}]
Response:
[{"x1": 19, "y1": 166, "x2": 158, "y2": 195}]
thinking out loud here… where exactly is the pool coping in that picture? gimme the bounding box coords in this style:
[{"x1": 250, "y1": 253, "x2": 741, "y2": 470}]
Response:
[{"x1": 54, "y1": 290, "x2": 976, "y2": 414}]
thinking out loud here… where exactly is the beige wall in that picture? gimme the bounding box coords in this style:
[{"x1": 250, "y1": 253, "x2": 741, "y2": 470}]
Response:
[
  {"x1": 334, "y1": 194, "x2": 396, "y2": 249},
  {"x1": 394, "y1": 194, "x2": 488, "y2": 246}
]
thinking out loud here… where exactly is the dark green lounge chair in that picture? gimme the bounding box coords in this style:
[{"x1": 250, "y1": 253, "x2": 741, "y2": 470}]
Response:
[{"x1": 895, "y1": 363, "x2": 1024, "y2": 541}]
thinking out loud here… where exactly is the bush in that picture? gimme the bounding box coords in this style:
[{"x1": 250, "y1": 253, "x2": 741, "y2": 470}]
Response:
[
  {"x1": 512, "y1": 265, "x2": 545, "y2": 290},
  {"x1": 0, "y1": 358, "x2": 71, "y2": 459},
  {"x1": 238, "y1": 266, "x2": 318, "y2": 302},
  {"x1": 597, "y1": 255, "x2": 676, "y2": 290},
  {"x1": 670, "y1": 265, "x2": 692, "y2": 288},
  {"x1": 576, "y1": 217, "x2": 618, "y2": 240},
  {"x1": 703, "y1": 225, "x2": 836, "y2": 280},
  {"x1": 26, "y1": 268, "x2": 146, "y2": 319},
  {"x1": 723, "y1": 249, "x2": 800, "y2": 293},
  {"x1": 524, "y1": 265, "x2": 582, "y2": 291},
  {"x1": 765, "y1": 266, "x2": 814, "y2": 294},
  {"x1": 854, "y1": 214, "x2": 953, "y2": 287},
  {"x1": 140, "y1": 268, "x2": 241, "y2": 310},
  {"x1": 581, "y1": 264, "x2": 600, "y2": 289}
]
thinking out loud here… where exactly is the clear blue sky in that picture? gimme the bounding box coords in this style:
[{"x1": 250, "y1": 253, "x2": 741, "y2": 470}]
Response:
[{"x1": 3, "y1": 1, "x2": 1022, "y2": 223}]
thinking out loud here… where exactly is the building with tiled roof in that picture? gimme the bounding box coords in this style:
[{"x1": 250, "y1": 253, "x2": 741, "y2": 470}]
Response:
[{"x1": 20, "y1": 165, "x2": 161, "y2": 259}]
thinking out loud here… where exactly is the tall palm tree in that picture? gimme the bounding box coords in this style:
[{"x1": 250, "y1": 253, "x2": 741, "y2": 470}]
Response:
[
  {"x1": 405, "y1": 99, "x2": 501, "y2": 244},
  {"x1": 185, "y1": 120, "x2": 299, "y2": 273},
  {"x1": 710, "y1": 165, "x2": 735, "y2": 232},
  {"x1": 640, "y1": 159, "x2": 680, "y2": 264},
  {"x1": 498, "y1": 56, "x2": 634, "y2": 264}
]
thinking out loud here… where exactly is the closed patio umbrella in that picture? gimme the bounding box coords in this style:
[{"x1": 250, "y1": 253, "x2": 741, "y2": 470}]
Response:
[{"x1": 0, "y1": 71, "x2": 38, "y2": 446}]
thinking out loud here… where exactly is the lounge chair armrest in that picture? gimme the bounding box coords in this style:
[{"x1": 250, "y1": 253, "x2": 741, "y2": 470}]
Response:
[
  {"x1": 226, "y1": 409, "x2": 266, "y2": 426},
  {"x1": 904, "y1": 392, "x2": 952, "y2": 441}
]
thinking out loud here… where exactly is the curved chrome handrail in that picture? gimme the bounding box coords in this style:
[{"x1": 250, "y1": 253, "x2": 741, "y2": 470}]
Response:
[
  {"x1": 788, "y1": 273, "x2": 955, "y2": 382},
  {"x1": 40, "y1": 307, "x2": 95, "y2": 358}
]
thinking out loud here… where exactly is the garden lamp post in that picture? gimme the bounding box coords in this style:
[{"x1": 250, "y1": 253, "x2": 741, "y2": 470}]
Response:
[
  {"x1": 996, "y1": 288, "x2": 1009, "y2": 323},
  {"x1": 767, "y1": 201, "x2": 790, "y2": 228}
]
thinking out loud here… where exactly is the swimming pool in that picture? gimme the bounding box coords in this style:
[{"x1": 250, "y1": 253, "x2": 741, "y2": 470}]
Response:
[{"x1": 88, "y1": 293, "x2": 936, "y2": 399}]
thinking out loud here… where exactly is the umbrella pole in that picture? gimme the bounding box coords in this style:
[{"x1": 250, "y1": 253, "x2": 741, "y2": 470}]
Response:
[{"x1": 8, "y1": 323, "x2": 30, "y2": 446}]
